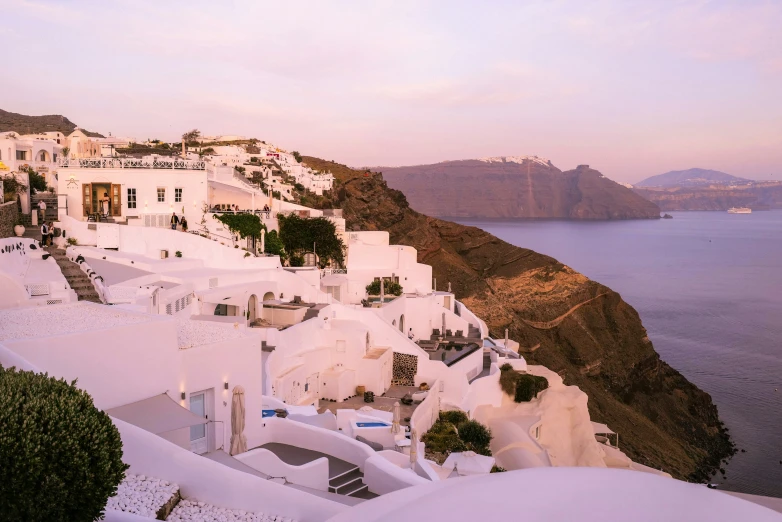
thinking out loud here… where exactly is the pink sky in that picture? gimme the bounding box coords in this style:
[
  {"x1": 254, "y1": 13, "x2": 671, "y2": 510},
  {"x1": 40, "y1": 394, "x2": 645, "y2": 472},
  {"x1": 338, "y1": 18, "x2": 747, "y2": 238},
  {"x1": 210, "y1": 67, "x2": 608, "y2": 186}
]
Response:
[{"x1": 3, "y1": 0, "x2": 781, "y2": 183}]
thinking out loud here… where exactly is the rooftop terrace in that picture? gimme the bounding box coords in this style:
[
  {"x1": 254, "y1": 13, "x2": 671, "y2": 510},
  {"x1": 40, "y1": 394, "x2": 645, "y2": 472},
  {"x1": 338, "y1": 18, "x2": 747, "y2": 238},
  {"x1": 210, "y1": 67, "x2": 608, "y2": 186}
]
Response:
[{"x1": 0, "y1": 302, "x2": 151, "y2": 341}]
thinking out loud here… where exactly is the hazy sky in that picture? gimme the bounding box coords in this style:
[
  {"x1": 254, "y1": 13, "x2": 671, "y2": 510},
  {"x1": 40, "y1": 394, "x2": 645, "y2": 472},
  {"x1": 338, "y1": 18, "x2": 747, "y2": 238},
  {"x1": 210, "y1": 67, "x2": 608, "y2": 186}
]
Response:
[{"x1": 3, "y1": 0, "x2": 781, "y2": 182}]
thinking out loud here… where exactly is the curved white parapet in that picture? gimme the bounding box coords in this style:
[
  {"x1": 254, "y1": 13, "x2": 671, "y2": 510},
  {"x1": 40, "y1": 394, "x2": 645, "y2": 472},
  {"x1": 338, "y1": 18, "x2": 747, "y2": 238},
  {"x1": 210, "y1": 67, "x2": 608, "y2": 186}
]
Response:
[
  {"x1": 113, "y1": 417, "x2": 346, "y2": 522},
  {"x1": 363, "y1": 453, "x2": 429, "y2": 496},
  {"x1": 326, "y1": 467, "x2": 782, "y2": 522},
  {"x1": 235, "y1": 448, "x2": 330, "y2": 491}
]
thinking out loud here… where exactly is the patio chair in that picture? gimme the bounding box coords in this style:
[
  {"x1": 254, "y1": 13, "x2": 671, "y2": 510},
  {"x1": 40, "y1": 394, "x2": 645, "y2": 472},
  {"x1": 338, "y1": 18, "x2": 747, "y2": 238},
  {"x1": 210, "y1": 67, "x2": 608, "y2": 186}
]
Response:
[
  {"x1": 432, "y1": 328, "x2": 440, "y2": 337},
  {"x1": 445, "y1": 329, "x2": 453, "y2": 337}
]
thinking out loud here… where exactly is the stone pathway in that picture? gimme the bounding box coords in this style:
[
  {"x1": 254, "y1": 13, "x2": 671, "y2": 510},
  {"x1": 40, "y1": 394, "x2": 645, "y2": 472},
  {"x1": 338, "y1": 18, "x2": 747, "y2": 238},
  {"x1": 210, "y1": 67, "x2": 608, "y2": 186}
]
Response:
[{"x1": 46, "y1": 246, "x2": 102, "y2": 303}]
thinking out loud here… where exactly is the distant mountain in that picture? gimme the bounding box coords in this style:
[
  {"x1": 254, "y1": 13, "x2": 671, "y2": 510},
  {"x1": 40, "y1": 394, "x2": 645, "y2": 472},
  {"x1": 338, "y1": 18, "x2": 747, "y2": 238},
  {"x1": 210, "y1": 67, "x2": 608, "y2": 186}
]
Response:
[
  {"x1": 381, "y1": 157, "x2": 660, "y2": 220},
  {"x1": 635, "y1": 168, "x2": 749, "y2": 188},
  {"x1": 0, "y1": 109, "x2": 103, "y2": 137}
]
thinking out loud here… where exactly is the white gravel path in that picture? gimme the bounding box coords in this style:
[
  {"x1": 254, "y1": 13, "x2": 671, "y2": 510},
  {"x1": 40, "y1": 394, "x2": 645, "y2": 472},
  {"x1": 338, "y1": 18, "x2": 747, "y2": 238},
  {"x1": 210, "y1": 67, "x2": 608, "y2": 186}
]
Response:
[
  {"x1": 176, "y1": 319, "x2": 246, "y2": 349},
  {"x1": 166, "y1": 499, "x2": 296, "y2": 522},
  {"x1": 105, "y1": 473, "x2": 179, "y2": 518},
  {"x1": 0, "y1": 302, "x2": 149, "y2": 341}
]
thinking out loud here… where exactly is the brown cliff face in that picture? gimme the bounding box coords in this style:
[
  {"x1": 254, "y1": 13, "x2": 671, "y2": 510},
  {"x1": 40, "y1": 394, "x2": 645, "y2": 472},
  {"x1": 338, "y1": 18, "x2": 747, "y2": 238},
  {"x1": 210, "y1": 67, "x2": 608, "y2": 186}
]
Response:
[
  {"x1": 380, "y1": 159, "x2": 660, "y2": 219},
  {"x1": 634, "y1": 184, "x2": 782, "y2": 211},
  {"x1": 305, "y1": 156, "x2": 733, "y2": 481},
  {"x1": 0, "y1": 109, "x2": 103, "y2": 137}
]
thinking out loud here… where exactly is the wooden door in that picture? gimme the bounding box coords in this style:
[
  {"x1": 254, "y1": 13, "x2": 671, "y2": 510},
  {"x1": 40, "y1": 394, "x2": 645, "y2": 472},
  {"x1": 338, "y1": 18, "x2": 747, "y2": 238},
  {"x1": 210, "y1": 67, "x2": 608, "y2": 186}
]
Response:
[
  {"x1": 82, "y1": 183, "x2": 91, "y2": 217},
  {"x1": 111, "y1": 184, "x2": 121, "y2": 216}
]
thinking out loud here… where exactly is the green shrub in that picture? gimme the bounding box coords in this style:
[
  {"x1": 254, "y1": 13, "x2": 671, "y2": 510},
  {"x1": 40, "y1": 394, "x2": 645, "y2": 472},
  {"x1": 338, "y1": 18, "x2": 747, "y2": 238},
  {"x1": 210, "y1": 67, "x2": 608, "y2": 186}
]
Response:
[
  {"x1": 175, "y1": 251, "x2": 182, "y2": 258},
  {"x1": 491, "y1": 465, "x2": 507, "y2": 473},
  {"x1": 0, "y1": 367, "x2": 128, "y2": 521},
  {"x1": 499, "y1": 366, "x2": 518, "y2": 395},
  {"x1": 458, "y1": 420, "x2": 492, "y2": 454},
  {"x1": 514, "y1": 374, "x2": 549, "y2": 402},
  {"x1": 66, "y1": 237, "x2": 78, "y2": 246},
  {"x1": 439, "y1": 410, "x2": 468, "y2": 426},
  {"x1": 365, "y1": 279, "x2": 403, "y2": 296}
]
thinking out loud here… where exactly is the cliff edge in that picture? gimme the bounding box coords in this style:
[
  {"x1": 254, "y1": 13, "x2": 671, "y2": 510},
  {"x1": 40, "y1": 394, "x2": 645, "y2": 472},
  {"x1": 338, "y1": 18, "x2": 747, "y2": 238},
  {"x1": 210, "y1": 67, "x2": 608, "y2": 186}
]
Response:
[
  {"x1": 381, "y1": 158, "x2": 660, "y2": 220},
  {"x1": 305, "y1": 156, "x2": 733, "y2": 481}
]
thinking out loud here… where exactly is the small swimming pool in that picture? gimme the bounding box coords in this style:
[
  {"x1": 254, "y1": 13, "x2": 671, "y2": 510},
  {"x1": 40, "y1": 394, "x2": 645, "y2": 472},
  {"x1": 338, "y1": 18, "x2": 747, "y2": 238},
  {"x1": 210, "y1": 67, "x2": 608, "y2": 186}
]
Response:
[
  {"x1": 262, "y1": 410, "x2": 277, "y2": 418},
  {"x1": 355, "y1": 422, "x2": 389, "y2": 428}
]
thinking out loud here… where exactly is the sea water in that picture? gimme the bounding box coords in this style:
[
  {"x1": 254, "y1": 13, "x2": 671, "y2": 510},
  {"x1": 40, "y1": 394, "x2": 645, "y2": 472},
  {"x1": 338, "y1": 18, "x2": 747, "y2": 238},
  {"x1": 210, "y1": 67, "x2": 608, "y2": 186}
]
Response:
[{"x1": 454, "y1": 211, "x2": 782, "y2": 497}]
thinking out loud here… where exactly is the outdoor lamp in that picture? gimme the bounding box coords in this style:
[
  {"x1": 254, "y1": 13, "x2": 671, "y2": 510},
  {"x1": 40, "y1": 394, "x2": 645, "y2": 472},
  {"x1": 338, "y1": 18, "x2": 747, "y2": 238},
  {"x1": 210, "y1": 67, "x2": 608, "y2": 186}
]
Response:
[
  {"x1": 181, "y1": 392, "x2": 186, "y2": 400},
  {"x1": 224, "y1": 381, "x2": 229, "y2": 390}
]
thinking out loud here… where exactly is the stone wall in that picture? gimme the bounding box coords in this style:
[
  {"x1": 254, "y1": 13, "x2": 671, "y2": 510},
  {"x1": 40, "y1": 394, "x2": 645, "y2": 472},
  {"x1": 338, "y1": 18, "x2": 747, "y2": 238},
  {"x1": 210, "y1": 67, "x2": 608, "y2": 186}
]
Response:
[{"x1": 0, "y1": 201, "x2": 18, "y2": 239}]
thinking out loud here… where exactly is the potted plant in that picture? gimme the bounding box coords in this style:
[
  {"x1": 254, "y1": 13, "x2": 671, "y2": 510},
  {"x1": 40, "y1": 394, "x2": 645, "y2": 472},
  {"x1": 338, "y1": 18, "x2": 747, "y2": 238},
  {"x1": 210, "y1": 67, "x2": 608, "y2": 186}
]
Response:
[{"x1": 13, "y1": 217, "x2": 24, "y2": 237}]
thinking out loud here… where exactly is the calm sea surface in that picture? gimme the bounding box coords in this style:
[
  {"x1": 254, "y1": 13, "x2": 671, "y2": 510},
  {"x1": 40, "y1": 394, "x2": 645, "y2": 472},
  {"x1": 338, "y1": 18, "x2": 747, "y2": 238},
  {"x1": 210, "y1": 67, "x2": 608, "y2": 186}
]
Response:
[{"x1": 454, "y1": 211, "x2": 782, "y2": 497}]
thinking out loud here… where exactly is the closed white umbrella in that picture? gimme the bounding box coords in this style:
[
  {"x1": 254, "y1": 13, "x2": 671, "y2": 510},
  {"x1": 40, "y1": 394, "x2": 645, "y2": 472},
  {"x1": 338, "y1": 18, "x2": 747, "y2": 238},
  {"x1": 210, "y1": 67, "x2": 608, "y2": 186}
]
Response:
[
  {"x1": 391, "y1": 402, "x2": 401, "y2": 434},
  {"x1": 229, "y1": 385, "x2": 247, "y2": 455},
  {"x1": 410, "y1": 428, "x2": 419, "y2": 466}
]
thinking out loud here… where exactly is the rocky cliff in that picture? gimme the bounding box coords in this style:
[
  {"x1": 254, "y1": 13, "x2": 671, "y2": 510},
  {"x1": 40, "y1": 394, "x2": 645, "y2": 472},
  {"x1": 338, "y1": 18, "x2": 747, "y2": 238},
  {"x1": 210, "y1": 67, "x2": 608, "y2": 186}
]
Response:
[
  {"x1": 634, "y1": 184, "x2": 782, "y2": 211},
  {"x1": 381, "y1": 158, "x2": 661, "y2": 220},
  {"x1": 306, "y1": 156, "x2": 733, "y2": 482},
  {"x1": 0, "y1": 109, "x2": 103, "y2": 137}
]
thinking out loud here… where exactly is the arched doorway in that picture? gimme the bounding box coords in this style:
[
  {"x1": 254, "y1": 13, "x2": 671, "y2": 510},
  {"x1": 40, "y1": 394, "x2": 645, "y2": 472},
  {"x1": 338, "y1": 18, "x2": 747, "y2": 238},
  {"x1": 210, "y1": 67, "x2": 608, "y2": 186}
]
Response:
[
  {"x1": 399, "y1": 314, "x2": 405, "y2": 333},
  {"x1": 263, "y1": 291, "x2": 275, "y2": 301},
  {"x1": 37, "y1": 150, "x2": 50, "y2": 162},
  {"x1": 248, "y1": 294, "x2": 257, "y2": 323}
]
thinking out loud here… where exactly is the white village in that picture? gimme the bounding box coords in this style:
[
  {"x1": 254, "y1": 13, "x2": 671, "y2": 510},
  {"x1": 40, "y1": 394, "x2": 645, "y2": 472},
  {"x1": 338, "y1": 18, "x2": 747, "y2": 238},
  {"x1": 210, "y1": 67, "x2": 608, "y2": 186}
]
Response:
[{"x1": 0, "y1": 129, "x2": 778, "y2": 521}]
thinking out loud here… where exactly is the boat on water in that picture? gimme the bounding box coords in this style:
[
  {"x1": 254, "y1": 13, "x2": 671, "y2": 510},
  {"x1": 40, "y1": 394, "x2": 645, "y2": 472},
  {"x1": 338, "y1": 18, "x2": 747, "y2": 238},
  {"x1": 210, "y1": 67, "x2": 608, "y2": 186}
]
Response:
[{"x1": 727, "y1": 207, "x2": 752, "y2": 214}]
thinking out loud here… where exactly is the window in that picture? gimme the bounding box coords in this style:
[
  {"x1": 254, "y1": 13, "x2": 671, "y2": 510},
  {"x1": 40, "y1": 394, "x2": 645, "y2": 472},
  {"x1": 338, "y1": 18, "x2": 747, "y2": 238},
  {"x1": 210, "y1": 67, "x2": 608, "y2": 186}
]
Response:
[
  {"x1": 175, "y1": 187, "x2": 182, "y2": 203},
  {"x1": 16, "y1": 150, "x2": 27, "y2": 161},
  {"x1": 157, "y1": 187, "x2": 165, "y2": 202},
  {"x1": 127, "y1": 188, "x2": 137, "y2": 209},
  {"x1": 53, "y1": 153, "x2": 58, "y2": 162}
]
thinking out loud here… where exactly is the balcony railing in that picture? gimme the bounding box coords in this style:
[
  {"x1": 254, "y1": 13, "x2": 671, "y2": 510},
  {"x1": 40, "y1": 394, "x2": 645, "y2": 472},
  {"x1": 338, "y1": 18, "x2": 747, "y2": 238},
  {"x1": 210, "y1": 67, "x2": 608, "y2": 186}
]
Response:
[{"x1": 57, "y1": 157, "x2": 206, "y2": 170}]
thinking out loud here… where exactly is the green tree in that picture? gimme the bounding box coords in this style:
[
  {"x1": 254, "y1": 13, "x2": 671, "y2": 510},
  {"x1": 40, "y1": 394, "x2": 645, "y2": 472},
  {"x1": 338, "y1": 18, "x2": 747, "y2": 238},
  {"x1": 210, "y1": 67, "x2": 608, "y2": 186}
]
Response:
[
  {"x1": 22, "y1": 167, "x2": 47, "y2": 193},
  {"x1": 277, "y1": 213, "x2": 344, "y2": 268},
  {"x1": 0, "y1": 366, "x2": 128, "y2": 521},
  {"x1": 366, "y1": 279, "x2": 403, "y2": 296},
  {"x1": 2, "y1": 174, "x2": 27, "y2": 203},
  {"x1": 213, "y1": 213, "x2": 265, "y2": 239},
  {"x1": 61, "y1": 146, "x2": 70, "y2": 159},
  {"x1": 292, "y1": 151, "x2": 303, "y2": 162},
  {"x1": 181, "y1": 129, "x2": 201, "y2": 145},
  {"x1": 264, "y1": 229, "x2": 287, "y2": 263}
]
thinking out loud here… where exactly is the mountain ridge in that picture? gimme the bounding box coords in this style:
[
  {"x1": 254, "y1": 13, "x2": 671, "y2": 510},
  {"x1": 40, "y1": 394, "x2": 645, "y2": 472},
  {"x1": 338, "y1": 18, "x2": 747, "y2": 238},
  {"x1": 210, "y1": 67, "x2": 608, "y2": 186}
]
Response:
[
  {"x1": 636, "y1": 168, "x2": 749, "y2": 188},
  {"x1": 0, "y1": 109, "x2": 103, "y2": 137},
  {"x1": 380, "y1": 158, "x2": 661, "y2": 220}
]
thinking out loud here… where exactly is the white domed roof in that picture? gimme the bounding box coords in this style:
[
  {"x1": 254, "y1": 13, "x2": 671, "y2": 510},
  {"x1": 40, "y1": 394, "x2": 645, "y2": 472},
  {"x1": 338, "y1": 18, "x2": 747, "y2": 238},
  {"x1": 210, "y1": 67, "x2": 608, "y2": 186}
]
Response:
[{"x1": 328, "y1": 468, "x2": 780, "y2": 522}]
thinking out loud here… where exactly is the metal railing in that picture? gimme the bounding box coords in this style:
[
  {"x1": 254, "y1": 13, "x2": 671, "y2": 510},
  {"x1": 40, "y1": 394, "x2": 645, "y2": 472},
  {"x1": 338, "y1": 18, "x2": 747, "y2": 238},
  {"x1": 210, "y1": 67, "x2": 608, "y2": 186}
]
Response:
[{"x1": 57, "y1": 157, "x2": 206, "y2": 170}]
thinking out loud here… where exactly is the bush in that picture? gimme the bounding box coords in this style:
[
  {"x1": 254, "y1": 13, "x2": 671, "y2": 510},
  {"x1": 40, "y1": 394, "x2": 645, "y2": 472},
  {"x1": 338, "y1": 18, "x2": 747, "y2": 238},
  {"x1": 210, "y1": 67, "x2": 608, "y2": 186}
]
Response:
[
  {"x1": 365, "y1": 279, "x2": 403, "y2": 296},
  {"x1": 439, "y1": 410, "x2": 469, "y2": 426},
  {"x1": 458, "y1": 420, "x2": 492, "y2": 454},
  {"x1": 499, "y1": 366, "x2": 518, "y2": 395},
  {"x1": 514, "y1": 374, "x2": 549, "y2": 402},
  {"x1": 66, "y1": 237, "x2": 78, "y2": 246},
  {"x1": 175, "y1": 251, "x2": 182, "y2": 258},
  {"x1": 294, "y1": 183, "x2": 305, "y2": 192},
  {"x1": 0, "y1": 367, "x2": 128, "y2": 521}
]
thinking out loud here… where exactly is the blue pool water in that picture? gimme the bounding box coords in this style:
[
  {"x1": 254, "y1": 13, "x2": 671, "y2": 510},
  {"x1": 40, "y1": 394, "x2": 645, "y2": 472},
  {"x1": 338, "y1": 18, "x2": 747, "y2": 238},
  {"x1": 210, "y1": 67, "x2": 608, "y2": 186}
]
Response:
[
  {"x1": 356, "y1": 422, "x2": 389, "y2": 428},
  {"x1": 262, "y1": 410, "x2": 277, "y2": 418}
]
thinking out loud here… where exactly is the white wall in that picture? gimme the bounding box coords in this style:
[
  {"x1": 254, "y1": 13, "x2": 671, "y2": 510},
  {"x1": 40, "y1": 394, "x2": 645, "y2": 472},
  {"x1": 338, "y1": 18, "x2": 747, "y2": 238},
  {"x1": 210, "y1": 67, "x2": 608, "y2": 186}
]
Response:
[
  {"x1": 3, "y1": 310, "x2": 179, "y2": 410},
  {"x1": 61, "y1": 167, "x2": 208, "y2": 228},
  {"x1": 235, "y1": 448, "x2": 329, "y2": 491},
  {"x1": 114, "y1": 418, "x2": 345, "y2": 522}
]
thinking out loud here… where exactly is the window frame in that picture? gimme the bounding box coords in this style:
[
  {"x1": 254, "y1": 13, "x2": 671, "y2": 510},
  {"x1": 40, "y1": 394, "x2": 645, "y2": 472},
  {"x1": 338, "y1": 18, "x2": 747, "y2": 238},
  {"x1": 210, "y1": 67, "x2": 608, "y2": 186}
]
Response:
[
  {"x1": 157, "y1": 187, "x2": 166, "y2": 203},
  {"x1": 174, "y1": 187, "x2": 182, "y2": 203},
  {"x1": 127, "y1": 188, "x2": 137, "y2": 209}
]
